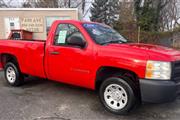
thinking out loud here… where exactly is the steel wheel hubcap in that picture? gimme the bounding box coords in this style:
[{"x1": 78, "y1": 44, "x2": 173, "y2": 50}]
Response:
[
  {"x1": 104, "y1": 84, "x2": 128, "y2": 110},
  {"x1": 6, "y1": 66, "x2": 16, "y2": 83}
]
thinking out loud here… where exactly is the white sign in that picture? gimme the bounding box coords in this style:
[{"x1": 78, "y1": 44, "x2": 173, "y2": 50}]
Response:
[
  {"x1": 57, "y1": 31, "x2": 67, "y2": 44},
  {"x1": 4, "y1": 17, "x2": 20, "y2": 38},
  {"x1": 21, "y1": 17, "x2": 44, "y2": 32}
]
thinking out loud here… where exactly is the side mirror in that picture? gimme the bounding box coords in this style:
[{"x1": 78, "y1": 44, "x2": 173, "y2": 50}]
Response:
[{"x1": 67, "y1": 36, "x2": 86, "y2": 48}]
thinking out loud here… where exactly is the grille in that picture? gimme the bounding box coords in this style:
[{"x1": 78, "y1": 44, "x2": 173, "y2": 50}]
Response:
[{"x1": 172, "y1": 61, "x2": 180, "y2": 82}]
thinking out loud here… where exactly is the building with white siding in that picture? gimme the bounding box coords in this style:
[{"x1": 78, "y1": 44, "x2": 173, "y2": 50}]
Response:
[{"x1": 0, "y1": 8, "x2": 78, "y2": 40}]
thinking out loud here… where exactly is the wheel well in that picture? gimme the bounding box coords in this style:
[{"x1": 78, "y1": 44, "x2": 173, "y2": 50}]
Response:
[
  {"x1": 95, "y1": 66, "x2": 140, "y2": 91},
  {"x1": 0, "y1": 53, "x2": 18, "y2": 68}
]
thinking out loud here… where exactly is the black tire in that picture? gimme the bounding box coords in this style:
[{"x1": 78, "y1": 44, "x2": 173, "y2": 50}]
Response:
[
  {"x1": 99, "y1": 77, "x2": 137, "y2": 115},
  {"x1": 4, "y1": 62, "x2": 24, "y2": 86}
]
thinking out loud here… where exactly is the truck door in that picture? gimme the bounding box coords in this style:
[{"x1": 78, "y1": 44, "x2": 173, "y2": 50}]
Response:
[{"x1": 46, "y1": 23, "x2": 94, "y2": 88}]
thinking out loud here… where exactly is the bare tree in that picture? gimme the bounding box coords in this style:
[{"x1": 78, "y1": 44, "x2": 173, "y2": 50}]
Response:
[
  {"x1": 160, "y1": 0, "x2": 180, "y2": 31},
  {"x1": 22, "y1": 0, "x2": 67, "y2": 8},
  {"x1": 0, "y1": 0, "x2": 7, "y2": 7},
  {"x1": 27, "y1": 0, "x2": 59, "y2": 8},
  {"x1": 22, "y1": 0, "x2": 34, "y2": 8},
  {"x1": 0, "y1": 0, "x2": 14, "y2": 7},
  {"x1": 22, "y1": 0, "x2": 86, "y2": 13}
]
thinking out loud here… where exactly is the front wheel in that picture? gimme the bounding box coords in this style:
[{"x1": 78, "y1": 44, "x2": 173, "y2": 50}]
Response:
[
  {"x1": 99, "y1": 77, "x2": 137, "y2": 114},
  {"x1": 4, "y1": 62, "x2": 24, "y2": 86}
]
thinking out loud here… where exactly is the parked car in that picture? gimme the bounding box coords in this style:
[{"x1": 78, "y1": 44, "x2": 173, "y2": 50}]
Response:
[{"x1": 0, "y1": 20, "x2": 180, "y2": 114}]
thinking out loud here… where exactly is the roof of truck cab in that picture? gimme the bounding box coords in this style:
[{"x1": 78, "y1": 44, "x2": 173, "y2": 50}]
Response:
[
  {"x1": 53, "y1": 20, "x2": 93, "y2": 23},
  {"x1": 53, "y1": 20, "x2": 107, "y2": 26}
]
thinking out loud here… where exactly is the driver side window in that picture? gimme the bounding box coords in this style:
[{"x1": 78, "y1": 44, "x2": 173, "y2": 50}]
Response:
[{"x1": 54, "y1": 24, "x2": 84, "y2": 46}]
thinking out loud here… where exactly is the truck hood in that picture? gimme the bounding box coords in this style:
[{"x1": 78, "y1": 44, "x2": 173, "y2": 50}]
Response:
[{"x1": 104, "y1": 43, "x2": 180, "y2": 61}]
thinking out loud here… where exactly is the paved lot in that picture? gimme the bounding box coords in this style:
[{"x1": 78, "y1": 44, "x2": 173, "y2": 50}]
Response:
[{"x1": 0, "y1": 71, "x2": 180, "y2": 120}]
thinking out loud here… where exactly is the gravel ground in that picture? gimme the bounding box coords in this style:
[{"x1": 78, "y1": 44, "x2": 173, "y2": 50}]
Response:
[{"x1": 0, "y1": 71, "x2": 180, "y2": 120}]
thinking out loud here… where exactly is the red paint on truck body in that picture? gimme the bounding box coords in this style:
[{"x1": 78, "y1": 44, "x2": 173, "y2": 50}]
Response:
[{"x1": 0, "y1": 20, "x2": 180, "y2": 89}]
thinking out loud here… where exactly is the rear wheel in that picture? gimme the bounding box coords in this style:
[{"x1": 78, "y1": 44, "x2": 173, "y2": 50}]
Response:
[
  {"x1": 4, "y1": 62, "x2": 24, "y2": 86},
  {"x1": 99, "y1": 77, "x2": 138, "y2": 114}
]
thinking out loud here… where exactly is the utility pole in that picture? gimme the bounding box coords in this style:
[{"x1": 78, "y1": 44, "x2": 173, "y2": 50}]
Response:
[
  {"x1": 68, "y1": 0, "x2": 71, "y2": 8},
  {"x1": 82, "y1": 0, "x2": 85, "y2": 13},
  {"x1": 138, "y1": 26, "x2": 141, "y2": 43}
]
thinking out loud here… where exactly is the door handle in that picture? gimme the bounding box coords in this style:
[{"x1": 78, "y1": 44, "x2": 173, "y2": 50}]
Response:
[{"x1": 50, "y1": 51, "x2": 60, "y2": 55}]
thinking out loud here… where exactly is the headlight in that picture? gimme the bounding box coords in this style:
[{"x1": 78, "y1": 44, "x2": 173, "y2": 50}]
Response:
[{"x1": 145, "y1": 60, "x2": 171, "y2": 80}]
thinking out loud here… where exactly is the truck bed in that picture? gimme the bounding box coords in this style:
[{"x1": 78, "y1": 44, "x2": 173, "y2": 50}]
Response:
[
  {"x1": 0, "y1": 39, "x2": 46, "y2": 42},
  {"x1": 0, "y1": 39, "x2": 46, "y2": 78}
]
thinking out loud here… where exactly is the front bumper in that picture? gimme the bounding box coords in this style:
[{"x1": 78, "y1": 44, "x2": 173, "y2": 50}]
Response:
[{"x1": 140, "y1": 79, "x2": 180, "y2": 103}]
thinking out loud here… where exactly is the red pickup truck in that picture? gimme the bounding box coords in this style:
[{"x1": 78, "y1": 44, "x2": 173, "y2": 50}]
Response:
[{"x1": 0, "y1": 20, "x2": 180, "y2": 114}]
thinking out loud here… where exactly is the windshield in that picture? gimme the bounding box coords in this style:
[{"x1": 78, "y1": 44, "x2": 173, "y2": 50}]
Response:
[{"x1": 83, "y1": 23, "x2": 128, "y2": 45}]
